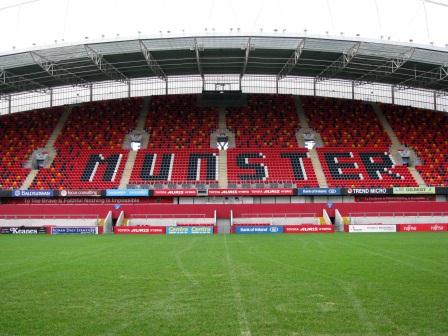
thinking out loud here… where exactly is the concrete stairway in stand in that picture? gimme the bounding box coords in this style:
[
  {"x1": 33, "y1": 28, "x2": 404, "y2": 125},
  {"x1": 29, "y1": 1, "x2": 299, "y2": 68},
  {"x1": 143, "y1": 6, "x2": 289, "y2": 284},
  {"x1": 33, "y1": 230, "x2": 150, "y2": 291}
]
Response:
[
  {"x1": 371, "y1": 102, "x2": 427, "y2": 186},
  {"x1": 119, "y1": 97, "x2": 151, "y2": 189},
  {"x1": 20, "y1": 105, "x2": 72, "y2": 190},
  {"x1": 295, "y1": 96, "x2": 328, "y2": 188}
]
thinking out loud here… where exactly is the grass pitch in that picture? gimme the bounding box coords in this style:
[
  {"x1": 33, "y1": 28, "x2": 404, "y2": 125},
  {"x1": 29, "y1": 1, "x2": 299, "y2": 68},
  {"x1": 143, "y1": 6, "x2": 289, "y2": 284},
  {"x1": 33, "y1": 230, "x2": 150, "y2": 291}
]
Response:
[{"x1": 0, "y1": 233, "x2": 447, "y2": 336}]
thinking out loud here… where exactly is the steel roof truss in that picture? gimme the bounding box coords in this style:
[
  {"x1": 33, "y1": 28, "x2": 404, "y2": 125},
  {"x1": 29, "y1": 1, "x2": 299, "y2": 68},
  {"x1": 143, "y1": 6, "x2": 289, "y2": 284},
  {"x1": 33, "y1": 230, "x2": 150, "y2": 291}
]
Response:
[
  {"x1": 316, "y1": 42, "x2": 360, "y2": 82},
  {"x1": 396, "y1": 65, "x2": 448, "y2": 91},
  {"x1": 139, "y1": 40, "x2": 167, "y2": 81},
  {"x1": 0, "y1": 69, "x2": 48, "y2": 93},
  {"x1": 30, "y1": 51, "x2": 89, "y2": 87},
  {"x1": 277, "y1": 39, "x2": 305, "y2": 80},
  {"x1": 84, "y1": 45, "x2": 128, "y2": 83},
  {"x1": 240, "y1": 38, "x2": 253, "y2": 78}
]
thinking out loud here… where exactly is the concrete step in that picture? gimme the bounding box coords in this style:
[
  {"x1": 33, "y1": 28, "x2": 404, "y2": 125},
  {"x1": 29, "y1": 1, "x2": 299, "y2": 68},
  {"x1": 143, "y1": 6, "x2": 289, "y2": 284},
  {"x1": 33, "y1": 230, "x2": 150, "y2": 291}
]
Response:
[
  {"x1": 136, "y1": 97, "x2": 151, "y2": 131},
  {"x1": 218, "y1": 150, "x2": 228, "y2": 188},
  {"x1": 217, "y1": 218, "x2": 231, "y2": 234},
  {"x1": 294, "y1": 95, "x2": 309, "y2": 128},
  {"x1": 20, "y1": 106, "x2": 72, "y2": 190},
  {"x1": 371, "y1": 102, "x2": 401, "y2": 147},
  {"x1": 218, "y1": 106, "x2": 227, "y2": 129},
  {"x1": 308, "y1": 148, "x2": 328, "y2": 188},
  {"x1": 20, "y1": 170, "x2": 39, "y2": 190},
  {"x1": 408, "y1": 166, "x2": 427, "y2": 187},
  {"x1": 46, "y1": 106, "x2": 72, "y2": 149},
  {"x1": 119, "y1": 150, "x2": 138, "y2": 189}
]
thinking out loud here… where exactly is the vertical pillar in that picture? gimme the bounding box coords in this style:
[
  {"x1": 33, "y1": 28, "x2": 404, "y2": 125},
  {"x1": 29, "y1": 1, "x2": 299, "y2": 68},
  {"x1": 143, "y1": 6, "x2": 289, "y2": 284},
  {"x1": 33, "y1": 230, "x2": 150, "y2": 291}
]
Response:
[
  {"x1": 276, "y1": 77, "x2": 279, "y2": 94},
  {"x1": 8, "y1": 94, "x2": 11, "y2": 114},
  {"x1": 351, "y1": 81, "x2": 355, "y2": 100},
  {"x1": 391, "y1": 85, "x2": 395, "y2": 105},
  {"x1": 127, "y1": 80, "x2": 131, "y2": 98},
  {"x1": 165, "y1": 78, "x2": 168, "y2": 95},
  {"x1": 89, "y1": 83, "x2": 93, "y2": 102},
  {"x1": 433, "y1": 91, "x2": 437, "y2": 111},
  {"x1": 49, "y1": 88, "x2": 53, "y2": 107},
  {"x1": 313, "y1": 78, "x2": 317, "y2": 96}
]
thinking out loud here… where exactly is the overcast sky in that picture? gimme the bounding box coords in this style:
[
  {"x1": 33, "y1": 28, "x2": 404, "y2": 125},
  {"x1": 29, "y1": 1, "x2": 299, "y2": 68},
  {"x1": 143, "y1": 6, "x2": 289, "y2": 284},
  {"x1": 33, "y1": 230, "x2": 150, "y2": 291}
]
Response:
[{"x1": 0, "y1": 0, "x2": 448, "y2": 53}]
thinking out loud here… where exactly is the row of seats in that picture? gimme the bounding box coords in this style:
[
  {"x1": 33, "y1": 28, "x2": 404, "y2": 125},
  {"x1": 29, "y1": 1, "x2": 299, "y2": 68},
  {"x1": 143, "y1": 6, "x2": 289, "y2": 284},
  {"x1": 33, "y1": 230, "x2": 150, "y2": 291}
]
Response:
[
  {"x1": 0, "y1": 94, "x2": 445, "y2": 189},
  {"x1": 145, "y1": 95, "x2": 218, "y2": 149},
  {"x1": 382, "y1": 104, "x2": 448, "y2": 186},
  {"x1": 227, "y1": 94, "x2": 299, "y2": 148},
  {"x1": 302, "y1": 96, "x2": 391, "y2": 148},
  {"x1": 0, "y1": 107, "x2": 63, "y2": 189},
  {"x1": 31, "y1": 98, "x2": 141, "y2": 190}
]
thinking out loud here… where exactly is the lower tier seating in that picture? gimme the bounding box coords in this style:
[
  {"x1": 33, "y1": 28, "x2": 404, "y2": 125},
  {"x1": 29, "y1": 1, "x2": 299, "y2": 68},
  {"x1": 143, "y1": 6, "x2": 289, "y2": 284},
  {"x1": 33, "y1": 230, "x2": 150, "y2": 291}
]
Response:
[
  {"x1": 382, "y1": 103, "x2": 448, "y2": 186},
  {"x1": 226, "y1": 148, "x2": 318, "y2": 187},
  {"x1": 32, "y1": 149, "x2": 128, "y2": 190},
  {"x1": 317, "y1": 147, "x2": 417, "y2": 187},
  {"x1": 129, "y1": 149, "x2": 220, "y2": 185}
]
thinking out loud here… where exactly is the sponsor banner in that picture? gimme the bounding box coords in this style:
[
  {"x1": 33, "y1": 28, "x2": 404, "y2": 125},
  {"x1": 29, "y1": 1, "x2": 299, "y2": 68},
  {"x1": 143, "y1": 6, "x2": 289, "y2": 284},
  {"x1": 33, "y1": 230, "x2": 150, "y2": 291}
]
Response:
[
  {"x1": 6, "y1": 197, "x2": 169, "y2": 205},
  {"x1": 153, "y1": 189, "x2": 198, "y2": 196},
  {"x1": 283, "y1": 225, "x2": 334, "y2": 234},
  {"x1": 392, "y1": 187, "x2": 436, "y2": 195},
  {"x1": 208, "y1": 188, "x2": 293, "y2": 196},
  {"x1": 105, "y1": 189, "x2": 149, "y2": 197},
  {"x1": 51, "y1": 227, "x2": 98, "y2": 235},
  {"x1": 348, "y1": 225, "x2": 397, "y2": 233},
  {"x1": 58, "y1": 190, "x2": 101, "y2": 197},
  {"x1": 343, "y1": 188, "x2": 391, "y2": 195},
  {"x1": 12, "y1": 190, "x2": 54, "y2": 198},
  {"x1": 0, "y1": 226, "x2": 47, "y2": 234},
  {"x1": 166, "y1": 226, "x2": 214, "y2": 235},
  {"x1": 114, "y1": 226, "x2": 166, "y2": 234},
  {"x1": 436, "y1": 187, "x2": 448, "y2": 195},
  {"x1": 297, "y1": 188, "x2": 341, "y2": 196},
  {"x1": 397, "y1": 224, "x2": 448, "y2": 232},
  {"x1": 355, "y1": 195, "x2": 436, "y2": 202},
  {"x1": 234, "y1": 226, "x2": 284, "y2": 234},
  {"x1": 0, "y1": 190, "x2": 11, "y2": 197}
]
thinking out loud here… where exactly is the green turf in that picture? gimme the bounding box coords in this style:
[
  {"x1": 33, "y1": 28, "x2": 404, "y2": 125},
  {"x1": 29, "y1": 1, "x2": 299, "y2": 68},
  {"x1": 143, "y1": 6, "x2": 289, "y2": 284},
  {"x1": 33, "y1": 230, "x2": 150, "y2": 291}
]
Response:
[{"x1": 0, "y1": 233, "x2": 447, "y2": 336}]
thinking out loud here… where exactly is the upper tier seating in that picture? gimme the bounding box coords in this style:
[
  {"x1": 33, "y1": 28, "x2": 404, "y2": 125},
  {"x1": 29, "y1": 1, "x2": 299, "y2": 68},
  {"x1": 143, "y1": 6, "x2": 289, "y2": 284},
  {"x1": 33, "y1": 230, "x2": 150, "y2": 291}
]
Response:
[
  {"x1": 382, "y1": 104, "x2": 448, "y2": 186},
  {"x1": 302, "y1": 96, "x2": 391, "y2": 148},
  {"x1": 318, "y1": 147, "x2": 417, "y2": 187},
  {"x1": 145, "y1": 95, "x2": 218, "y2": 149},
  {"x1": 0, "y1": 107, "x2": 62, "y2": 189},
  {"x1": 31, "y1": 98, "x2": 142, "y2": 190},
  {"x1": 227, "y1": 94, "x2": 299, "y2": 148}
]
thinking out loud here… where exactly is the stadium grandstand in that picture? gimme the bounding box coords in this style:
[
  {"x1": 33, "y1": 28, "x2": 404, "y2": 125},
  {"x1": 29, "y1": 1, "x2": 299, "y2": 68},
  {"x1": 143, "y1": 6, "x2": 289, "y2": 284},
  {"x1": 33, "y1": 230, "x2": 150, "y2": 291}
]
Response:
[
  {"x1": 0, "y1": 0, "x2": 447, "y2": 335},
  {"x1": 0, "y1": 34, "x2": 447, "y2": 235}
]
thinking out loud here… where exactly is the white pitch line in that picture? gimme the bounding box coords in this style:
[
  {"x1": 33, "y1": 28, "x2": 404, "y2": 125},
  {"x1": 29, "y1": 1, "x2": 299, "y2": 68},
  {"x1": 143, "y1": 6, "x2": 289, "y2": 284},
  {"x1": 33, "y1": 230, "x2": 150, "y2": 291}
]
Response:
[{"x1": 224, "y1": 235, "x2": 252, "y2": 336}]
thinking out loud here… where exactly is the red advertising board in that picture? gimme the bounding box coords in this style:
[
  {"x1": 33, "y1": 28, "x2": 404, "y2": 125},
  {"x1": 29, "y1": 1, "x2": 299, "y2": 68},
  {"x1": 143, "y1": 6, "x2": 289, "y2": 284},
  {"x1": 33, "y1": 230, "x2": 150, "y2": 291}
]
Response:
[
  {"x1": 208, "y1": 188, "x2": 294, "y2": 196},
  {"x1": 113, "y1": 226, "x2": 166, "y2": 234},
  {"x1": 283, "y1": 225, "x2": 334, "y2": 234},
  {"x1": 397, "y1": 224, "x2": 448, "y2": 232},
  {"x1": 153, "y1": 189, "x2": 198, "y2": 196},
  {"x1": 355, "y1": 195, "x2": 436, "y2": 202}
]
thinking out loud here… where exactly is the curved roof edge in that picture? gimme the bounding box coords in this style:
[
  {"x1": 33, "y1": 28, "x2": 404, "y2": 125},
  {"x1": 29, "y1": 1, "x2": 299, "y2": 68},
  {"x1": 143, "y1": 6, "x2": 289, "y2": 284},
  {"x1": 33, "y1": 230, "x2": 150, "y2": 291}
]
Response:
[{"x1": 0, "y1": 34, "x2": 447, "y2": 98}]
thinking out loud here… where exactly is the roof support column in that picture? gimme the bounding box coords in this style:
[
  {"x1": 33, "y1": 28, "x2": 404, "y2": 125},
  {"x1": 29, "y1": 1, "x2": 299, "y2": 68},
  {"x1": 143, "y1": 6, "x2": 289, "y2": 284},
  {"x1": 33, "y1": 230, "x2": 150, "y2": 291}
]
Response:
[
  {"x1": 434, "y1": 91, "x2": 437, "y2": 111},
  {"x1": 391, "y1": 85, "x2": 395, "y2": 105},
  {"x1": 50, "y1": 88, "x2": 53, "y2": 107},
  {"x1": 313, "y1": 78, "x2": 317, "y2": 96},
  {"x1": 351, "y1": 81, "x2": 355, "y2": 100},
  {"x1": 8, "y1": 94, "x2": 11, "y2": 114},
  {"x1": 276, "y1": 77, "x2": 279, "y2": 94},
  {"x1": 165, "y1": 77, "x2": 168, "y2": 95},
  {"x1": 127, "y1": 80, "x2": 131, "y2": 98},
  {"x1": 89, "y1": 83, "x2": 93, "y2": 102}
]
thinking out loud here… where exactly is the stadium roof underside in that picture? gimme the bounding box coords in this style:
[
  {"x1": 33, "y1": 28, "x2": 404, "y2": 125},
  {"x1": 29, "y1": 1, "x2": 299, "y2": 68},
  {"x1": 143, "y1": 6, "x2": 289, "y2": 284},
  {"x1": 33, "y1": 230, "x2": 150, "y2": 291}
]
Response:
[{"x1": 1, "y1": 35, "x2": 448, "y2": 97}]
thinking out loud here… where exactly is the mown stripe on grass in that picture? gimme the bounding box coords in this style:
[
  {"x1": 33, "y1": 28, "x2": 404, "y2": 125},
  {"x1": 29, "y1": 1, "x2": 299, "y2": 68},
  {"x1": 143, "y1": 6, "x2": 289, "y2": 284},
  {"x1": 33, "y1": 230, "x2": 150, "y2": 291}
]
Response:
[{"x1": 224, "y1": 235, "x2": 252, "y2": 336}]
